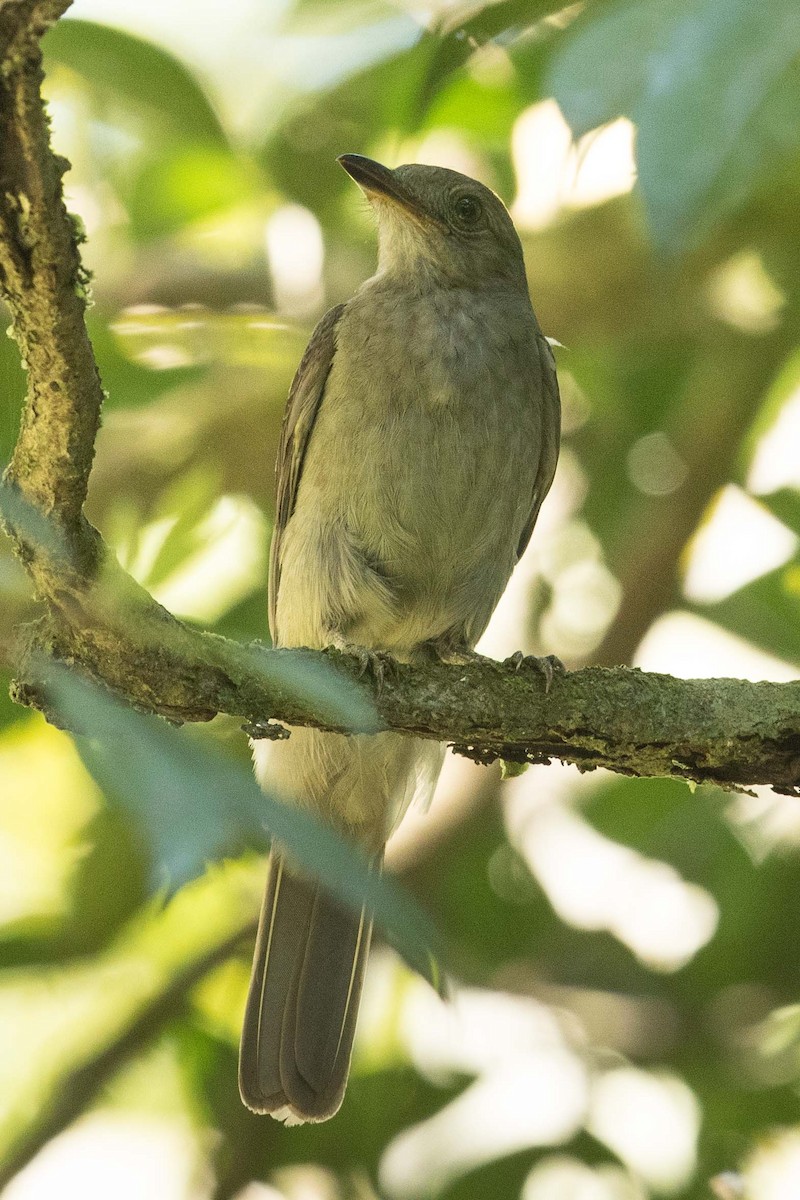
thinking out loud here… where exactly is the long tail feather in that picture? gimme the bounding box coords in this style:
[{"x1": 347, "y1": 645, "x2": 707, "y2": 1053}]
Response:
[{"x1": 239, "y1": 855, "x2": 372, "y2": 1123}]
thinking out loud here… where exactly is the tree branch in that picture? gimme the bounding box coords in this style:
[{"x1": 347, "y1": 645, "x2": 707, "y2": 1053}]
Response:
[
  {"x1": 1, "y1": 0, "x2": 798, "y2": 798},
  {"x1": 1, "y1": 0, "x2": 101, "y2": 538}
]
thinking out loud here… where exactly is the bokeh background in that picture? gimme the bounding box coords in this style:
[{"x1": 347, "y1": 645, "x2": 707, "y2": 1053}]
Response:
[{"x1": 2, "y1": 0, "x2": 800, "y2": 1196}]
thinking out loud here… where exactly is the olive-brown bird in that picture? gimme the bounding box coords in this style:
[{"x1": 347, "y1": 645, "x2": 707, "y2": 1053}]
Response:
[{"x1": 239, "y1": 154, "x2": 561, "y2": 1123}]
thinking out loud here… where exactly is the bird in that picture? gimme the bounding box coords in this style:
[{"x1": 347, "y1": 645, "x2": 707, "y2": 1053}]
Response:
[{"x1": 239, "y1": 153, "x2": 561, "y2": 1123}]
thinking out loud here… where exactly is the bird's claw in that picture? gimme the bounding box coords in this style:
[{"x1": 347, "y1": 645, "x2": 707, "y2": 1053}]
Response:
[
  {"x1": 349, "y1": 646, "x2": 400, "y2": 695},
  {"x1": 504, "y1": 651, "x2": 565, "y2": 694},
  {"x1": 419, "y1": 639, "x2": 483, "y2": 667}
]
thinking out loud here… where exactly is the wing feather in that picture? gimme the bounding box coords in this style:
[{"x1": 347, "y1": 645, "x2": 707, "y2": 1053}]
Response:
[
  {"x1": 268, "y1": 304, "x2": 345, "y2": 636},
  {"x1": 517, "y1": 333, "x2": 561, "y2": 562}
]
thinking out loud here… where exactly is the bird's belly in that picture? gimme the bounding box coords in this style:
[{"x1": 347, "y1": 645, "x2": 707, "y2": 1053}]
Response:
[{"x1": 279, "y1": 378, "x2": 538, "y2": 653}]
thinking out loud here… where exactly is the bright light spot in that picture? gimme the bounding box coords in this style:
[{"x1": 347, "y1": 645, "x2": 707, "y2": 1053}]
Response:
[
  {"x1": 559, "y1": 371, "x2": 592, "y2": 435},
  {"x1": 140, "y1": 494, "x2": 266, "y2": 623},
  {"x1": 742, "y1": 1128, "x2": 800, "y2": 1200},
  {"x1": 635, "y1": 611, "x2": 798, "y2": 682},
  {"x1": 136, "y1": 344, "x2": 195, "y2": 369},
  {"x1": 512, "y1": 102, "x2": 571, "y2": 230},
  {"x1": 477, "y1": 451, "x2": 585, "y2": 660},
  {"x1": 61, "y1": 184, "x2": 104, "y2": 237},
  {"x1": 380, "y1": 1052, "x2": 588, "y2": 1199},
  {"x1": 589, "y1": 1068, "x2": 701, "y2": 1193},
  {"x1": 749, "y1": 380, "x2": 800, "y2": 493},
  {"x1": 0, "y1": 723, "x2": 100, "y2": 927},
  {"x1": 402, "y1": 986, "x2": 571, "y2": 1082},
  {"x1": 707, "y1": 251, "x2": 785, "y2": 334},
  {"x1": 541, "y1": 558, "x2": 622, "y2": 658},
  {"x1": 234, "y1": 1185, "x2": 287, "y2": 1200},
  {"x1": 727, "y1": 788, "x2": 800, "y2": 862},
  {"x1": 536, "y1": 513, "x2": 599, "y2": 585},
  {"x1": 627, "y1": 432, "x2": 687, "y2": 497},
  {"x1": 468, "y1": 41, "x2": 514, "y2": 88},
  {"x1": 270, "y1": 1165, "x2": 340, "y2": 1200},
  {"x1": 710, "y1": 1172, "x2": 746, "y2": 1199},
  {"x1": 523, "y1": 1155, "x2": 647, "y2": 1200},
  {"x1": 571, "y1": 119, "x2": 637, "y2": 208},
  {"x1": 2, "y1": 1114, "x2": 204, "y2": 1200},
  {"x1": 411, "y1": 131, "x2": 485, "y2": 180},
  {"x1": 683, "y1": 485, "x2": 797, "y2": 604},
  {"x1": 265, "y1": 204, "x2": 324, "y2": 318},
  {"x1": 507, "y1": 792, "x2": 718, "y2": 971},
  {"x1": 616, "y1": 862, "x2": 718, "y2": 971},
  {"x1": 512, "y1": 102, "x2": 636, "y2": 230},
  {"x1": 499, "y1": 492, "x2": 623, "y2": 662}
]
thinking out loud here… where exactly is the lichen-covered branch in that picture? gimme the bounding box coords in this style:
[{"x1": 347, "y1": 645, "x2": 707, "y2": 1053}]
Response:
[
  {"x1": 1, "y1": 0, "x2": 799, "y2": 800},
  {"x1": 1, "y1": 0, "x2": 103, "y2": 549},
  {"x1": 9, "y1": 599, "x2": 800, "y2": 795}
]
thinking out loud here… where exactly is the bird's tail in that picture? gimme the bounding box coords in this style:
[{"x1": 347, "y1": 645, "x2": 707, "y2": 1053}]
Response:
[{"x1": 238, "y1": 854, "x2": 373, "y2": 1123}]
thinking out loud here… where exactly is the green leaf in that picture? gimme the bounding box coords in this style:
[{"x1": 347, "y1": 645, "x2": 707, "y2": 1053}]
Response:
[
  {"x1": 87, "y1": 315, "x2": 204, "y2": 411},
  {"x1": 694, "y1": 559, "x2": 800, "y2": 669},
  {"x1": 108, "y1": 307, "x2": 308, "y2": 373},
  {"x1": 0, "y1": 859, "x2": 263, "y2": 1179},
  {"x1": 261, "y1": 0, "x2": 564, "y2": 214},
  {"x1": 759, "y1": 488, "x2": 800, "y2": 538},
  {"x1": 46, "y1": 666, "x2": 443, "y2": 986},
  {"x1": 547, "y1": 0, "x2": 676, "y2": 137},
  {"x1": 548, "y1": 0, "x2": 800, "y2": 251},
  {"x1": 128, "y1": 147, "x2": 262, "y2": 240},
  {"x1": 259, "y1": 30, "x2": 432, "y2": 217},
  {"x1": 43, "y1": 19, "x2": 228, "y2": 150}
]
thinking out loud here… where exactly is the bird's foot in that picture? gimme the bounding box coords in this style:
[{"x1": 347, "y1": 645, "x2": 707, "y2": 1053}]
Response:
[
  {"x1": 504, "y1": 651, "x2": 565, "y2": 694},
  {"x1": 337, "y1": 643, "x2": 401, "y2": 694},
  {"x1": 419, "y1": 639, "x2": 485, "y2": 668}
]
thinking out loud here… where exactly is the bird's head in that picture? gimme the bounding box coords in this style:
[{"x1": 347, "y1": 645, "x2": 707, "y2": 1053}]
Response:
[{"x1": 338, "y1": 154, "x2": 527, "y2": 291}]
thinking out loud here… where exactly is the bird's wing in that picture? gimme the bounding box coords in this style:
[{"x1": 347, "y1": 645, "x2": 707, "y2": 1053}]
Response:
[
  {"x1": 517, "y1": 333, "x2": 561, "y2": 561},
  {"x1": 269, "y1": 303, "x2": 346, "y2": 637}
]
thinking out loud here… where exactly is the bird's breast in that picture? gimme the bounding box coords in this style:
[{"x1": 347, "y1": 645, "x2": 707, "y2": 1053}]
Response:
[{"x1": 287, "y1": 282, "x2": 543, "y2": 647}]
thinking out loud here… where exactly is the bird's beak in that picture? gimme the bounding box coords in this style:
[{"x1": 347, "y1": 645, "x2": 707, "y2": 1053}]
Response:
[{"x1": 337, "y1": 153, "x2": 446, "y2": 232}]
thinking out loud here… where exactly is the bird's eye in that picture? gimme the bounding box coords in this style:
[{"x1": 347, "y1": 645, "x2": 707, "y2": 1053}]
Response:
[{"x1": 452, "y1": 194, "x2": 483, "y2": 228}]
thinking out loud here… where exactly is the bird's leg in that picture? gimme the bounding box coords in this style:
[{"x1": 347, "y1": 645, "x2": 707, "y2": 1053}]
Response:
[{"x1": 504, "y1": 651, "x2": 565, "y2": 694}]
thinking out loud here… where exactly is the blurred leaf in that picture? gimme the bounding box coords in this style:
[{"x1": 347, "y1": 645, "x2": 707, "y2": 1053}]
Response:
[
  {"x1": 87, "y1": 314, "x2": 205, "y2": 411},
  {"x1": 261, "y1": 0, "x2": 565, "y2": 216},
  {"x1": 549, "y1": 0, "x2": 800, "y2": 250},
  {"x1": 121, "y1": 466, "x2": 221, "y2": 592},
  {"x1": 112, "y1": 469, "x2": 268, "y2": 626},
  {"x1": 693, "y1": 559, "x2": 800, "y2": 669},
  {"x1": 412, "y1": 0, "x2": 565, "y2": 121},
  {"x1": 420, "y1": 69, "x2": 524, "y2": 147},
  {"x1": 260, "y1": 33, "x2": 433, "y2": 217},
  {"x1": 0, "y1": 858, "x2": 261, "y2": 1182},
  {"x1": 759, "y1": 487, "x2": 800, "y2": 538},
  {"x1": 43, "y1": 19, "x2": 228, "y2": 150},
  {"x1": 547, "y1": 0, "x2": 675, "y2": 137},
  {"x1": 129, "y1": 148, "x2": 263, "y2": 240},
  {"x1": 243, "y1": 644, "x2": 379, "y2": 732},
  {"x1": 109, "y1": 307, "x2": 307, "y2": 372},
  {"x1": 47, "y1": 666, "x2": 442, "y2": 986}
]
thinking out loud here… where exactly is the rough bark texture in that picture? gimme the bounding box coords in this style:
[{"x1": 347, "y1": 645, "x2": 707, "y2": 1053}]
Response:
[{"x1": 1, "y1": 0, "x2": 799, "y2": 797}]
